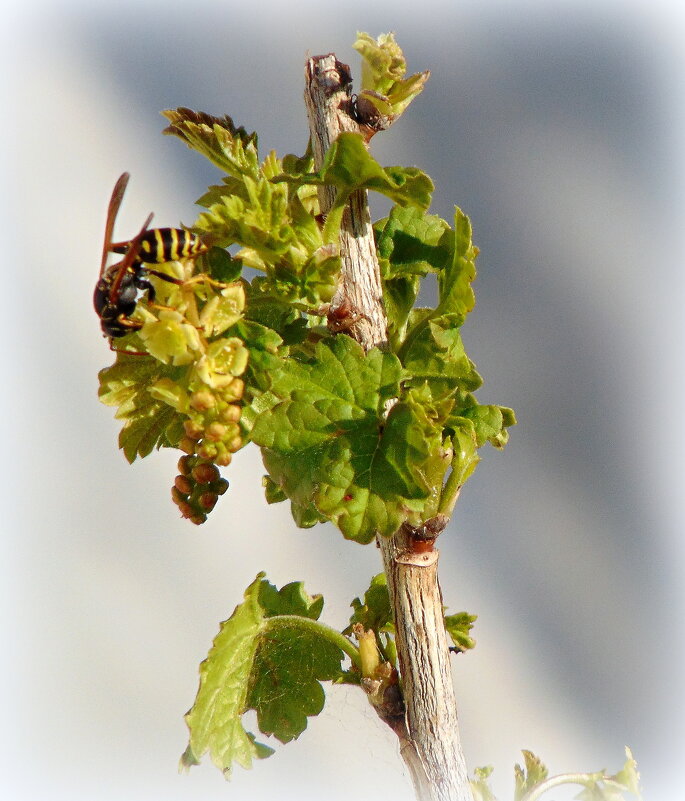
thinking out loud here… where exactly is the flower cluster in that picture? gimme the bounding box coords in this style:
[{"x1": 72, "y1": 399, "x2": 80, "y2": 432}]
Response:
[
  {"x1": 138, "y1": 276, "x2": 249, "y2": 521},
  {"x1": 97, "y1": 261, "x2": 251, "y2": 523}
]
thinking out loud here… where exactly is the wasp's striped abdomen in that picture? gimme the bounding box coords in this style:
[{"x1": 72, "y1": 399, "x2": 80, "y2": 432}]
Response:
[{"x1": 112, "y1": 228, "x2": 208, "y2": 264}]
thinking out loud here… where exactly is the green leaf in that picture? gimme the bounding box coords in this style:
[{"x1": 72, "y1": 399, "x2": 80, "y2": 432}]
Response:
[
  {"x1": 194, "y1": 174, "x2": 291, "y2": 254},
  {"x1": 374, "y1": 206, "x2": 453, "y2": 345},
  {"x1": 98, "y1": 353, "x2": 184, "y2": 462},
  {"x1": 195, "y1": 174, "x2": 338, "y2": 310},
  {"x1": 448, "y1": 417, "x2": 481, "y2": 488},
  {"x1": 574, "y1": 775, "x2": 625, "y2": 801},
  {"x1": 443, "y1": 393, "x2": 516, "y2": 459},
  {"x1": 248, "y1": 578, "x2": 343, "y2": 742},
  {"x1": 346, "y1": 573, "x2": 393, "y2": 634},
  {"x1": 262, "y1": 474, "x2": 287, "y2": 504},
  {"x1": 242, "y1": 292, "x2": 300, "y2": 338},
  {"x1": 379, "y1": 391, "x2": 451, "y2": 499},
  {"x1": 281, "y1": 142, "x2": 315, "y2": 178},
  {"x1": 162, "y1": 107, "x2": 259, "y2": 177},
  {"x1": 401, "y1": 313, "x2": 483, "y2": 399},
  {"x1": 514, "y1": 751, "x2": 549, "y2": 801},
  {"x1": 290, "y1": 498, "x2": 329, "y2": 529},
  {"x1": 462, "y1": 403, "x2": 517, "y2": 449},
  {"x1": 444, "y1": 612, "x2": 477, "y2": 652},
  {"x1": 611, "y1": 748, "x2": 641, "y2": 798},
  {"x1": 436, "y1": 207, "x2": 478, "y2": 318},
  {"x1": 321, "y1": 133, "x2": 433, "y2": 208},
  {"x1": 251, "y1": 335, "x2": 450, "y2": 542},
  {"x1": 471, "y1": 765, "x2": 498, "y2": 801},
  {"x1": 181, "y1": 574, "x2": 273, "y2": 775},
  {"x1": 397, "y1": 207, "x2": 477, "y2": 349},
  {"x1": 229, "y1": 318, "x2": 284, "y2": 427},
  {"x1": 375, "y1": 204, "x2": 452, "y2": 278},
  {"x1": 345, "y1": 573, "x2": 396, "y2": 665},
  {"x1": 381, "y1": 274, "x2": 420, "y2": 349},
  {"x1": 257, "y1": 579, "x2": 325, "y2": 620},
  {"x1": 275, "y1": 132, "x2": 433, "y2": 221},
  {"x1": 263, "y1": 478, "x2": 329, "y2": 532},
  {"x1": 353, "y1": 32, "x2": 430, "y2": 119},
  {"x1": 182, "y1": 574, "x2": 347, "y2": 776},
  {"x1": 571, "y1": 752, "x2": 642, "y2": 801},
  {"x1": 204, "y1": 246, "x2": 243, "y2": 283},
  {"x1": 378, "y1": 207, "x2": 477, "y2": 353}
]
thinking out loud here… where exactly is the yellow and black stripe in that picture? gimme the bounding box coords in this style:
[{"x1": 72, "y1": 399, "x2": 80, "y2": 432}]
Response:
[{"x1": 112, "y1": 229, "x2": 208, "y2": 264}]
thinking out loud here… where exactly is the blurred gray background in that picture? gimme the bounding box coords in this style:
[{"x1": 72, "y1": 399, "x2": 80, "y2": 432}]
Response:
[{"x1": 3, "y1": 1, "x2": 683, "y2": 799}]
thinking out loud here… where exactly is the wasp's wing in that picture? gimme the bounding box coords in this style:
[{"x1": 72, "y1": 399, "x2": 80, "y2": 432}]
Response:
[
  {"x1": 107, "y1": 212, "x2": 154, "y2": 302},
  {"x1": 100, "y1": 172, "x2": 131, "y2": 278}
]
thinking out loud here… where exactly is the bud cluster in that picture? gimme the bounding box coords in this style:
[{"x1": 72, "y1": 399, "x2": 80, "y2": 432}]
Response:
[
  {"x1": 179, "y1": 383, "x2": 245, "y2": 467},
  {"x1": 172, "y1": 455, "x2": 229, "y2": 525}
]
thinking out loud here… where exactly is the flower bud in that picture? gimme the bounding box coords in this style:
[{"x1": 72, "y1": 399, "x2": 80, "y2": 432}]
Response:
[
  {"x1": 183, "y1": 420, "x2": 204, "y2": 439},
  {"x1": 205, "y1": 422, "x2": 227, "y2": 442},
  {"x1": 178, "y1": 455, "x2": 193, "y2": 476},
  {"x1": 220, "y1": 403, "x2": 242, "y2": 423},
  {"x1": 222, "y1": 378, "x2": 244, "y2": 402},
  {"x1": 215, "y1": 450, "x2": 233, "y2": 467},
  {"x1": 171, "y1": 486, "x2": 187, "y2": 505},
  {"x1": 197, "y1": 442, "x2": 218, "y2": 460},
  {"x1": 174, "y1": 475, "x2": 193, "y2": 495},
  {"x1": 227, "y1": 435, "x2": 243, "y2": 453},
  {"x1": 190, "y1": 390, "x2": 216, "y2": 412},
  {"x1": 179, "y1": 437, "x2": 197, "y2": 455},
  {"x1": 198, "y1": 492, "x2": 218, "y2": 512},
  {"x1": 191, "y1": 463, "x2": 220, "y2": 485}
]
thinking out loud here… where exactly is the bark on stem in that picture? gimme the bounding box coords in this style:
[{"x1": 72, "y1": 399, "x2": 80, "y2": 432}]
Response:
[{"x1": 304, "y1": 54, "x2": 472, "y2": 801}]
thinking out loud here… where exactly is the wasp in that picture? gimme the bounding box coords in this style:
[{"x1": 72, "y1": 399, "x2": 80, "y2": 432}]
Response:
[{"x1": 94, "y1": 172, "x2": 208, "y2": 341}]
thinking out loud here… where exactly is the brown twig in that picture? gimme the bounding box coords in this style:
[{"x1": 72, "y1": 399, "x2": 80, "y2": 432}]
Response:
[{"x1": 304, "y1": 53, "x2": 472, "y2": 801}]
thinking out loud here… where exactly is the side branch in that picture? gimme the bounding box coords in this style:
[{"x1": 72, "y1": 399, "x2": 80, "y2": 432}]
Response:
[{"x1": 304, "y1": 53, "x2": 471, "y2": 801}]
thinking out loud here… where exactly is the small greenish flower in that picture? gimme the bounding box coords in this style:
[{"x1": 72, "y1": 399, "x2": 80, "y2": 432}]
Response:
[
  {"x1": 199, "y1": 282, "x2": 246, "y2": 336},
  {"x1": 194, "y1": 338, "x2": 249, "y2": 389},
  {"x1": 140, "y1": 309, "x2": 202, "y2": 365},
  {"x1": 149, "y1": 378, "x2": 191, "y2": 414}
]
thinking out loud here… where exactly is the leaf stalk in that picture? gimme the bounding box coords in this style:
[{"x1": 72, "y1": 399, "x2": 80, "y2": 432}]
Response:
[{"x1": 266, "y1": 614, "x2": 361, "y2": 669}]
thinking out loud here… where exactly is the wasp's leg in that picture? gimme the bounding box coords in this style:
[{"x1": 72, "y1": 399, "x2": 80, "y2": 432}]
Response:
[{"x1": 144, "y1": 269, "x2": 184, "y2": 285}]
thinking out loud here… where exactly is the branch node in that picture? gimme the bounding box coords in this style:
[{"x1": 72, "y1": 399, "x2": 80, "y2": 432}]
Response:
[{"x1": 395, "y1": 548, "x2": 439, "y2": 567}]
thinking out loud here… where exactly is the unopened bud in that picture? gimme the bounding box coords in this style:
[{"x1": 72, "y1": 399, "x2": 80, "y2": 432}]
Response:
[
  {"x1": 197, "y1": 443, "x2": 218, "y2": 460},
  {"x1": 226, "y1": 378, "x2": 245, "y2": 400},
  {"x1": 183, "y1": 420, "x2": 204, "y2": 439},
  {"x1": 199, "y1": 492, "x2": 218, "y2": 512},
  {"x1": 191, "y1": 463, "x2": 220, "y2": 485},
  {"x1": 171, "y1": 486, "x2": 187, "y2": 504},
  {"x1": 227, "y1": 435, "x2": 243, "y2": 453},
  {"x1": 179, "y1": 437, "x2": 197, "y2": 455},
  {"x1": 220, "y1": 404, "x2": 242, "y2": 423},
  {"x1": 175, "y1": 500, "x2": 195, "y2": 519},
  {"x1": 215, "y1": 450, "x2": 233, "y2": 467},
  {"x1": 205, "y1": 422, "x2": 227, "y2": 442},
  {"x1": 174, "y1": 475, "x2": 193, "y2": 495},
  {"x1": 190, "y1": 391, "x2": 216, "y2": 412},
  {"x1": 177, "y1": 455, "x2": 193, "y2": 476}
]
